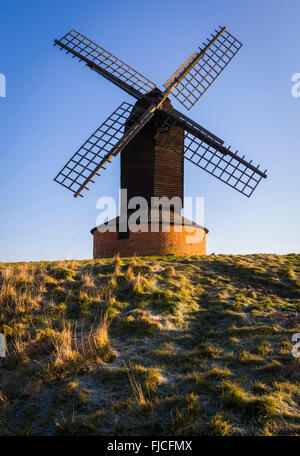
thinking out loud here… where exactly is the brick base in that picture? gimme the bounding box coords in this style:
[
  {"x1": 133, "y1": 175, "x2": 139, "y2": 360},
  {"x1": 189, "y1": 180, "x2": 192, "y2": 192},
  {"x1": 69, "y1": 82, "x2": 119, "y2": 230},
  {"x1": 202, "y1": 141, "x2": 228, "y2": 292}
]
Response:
[{"x1": 92, "y1": 223, "x2": 207, "y2": 258}]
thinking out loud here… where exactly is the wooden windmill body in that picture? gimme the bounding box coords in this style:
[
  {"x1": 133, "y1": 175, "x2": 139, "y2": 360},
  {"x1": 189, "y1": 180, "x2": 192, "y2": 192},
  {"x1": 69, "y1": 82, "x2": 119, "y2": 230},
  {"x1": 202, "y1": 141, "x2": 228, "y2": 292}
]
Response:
[{"x1": 121, "y1": 92, "x2": 184, "y2": 211}]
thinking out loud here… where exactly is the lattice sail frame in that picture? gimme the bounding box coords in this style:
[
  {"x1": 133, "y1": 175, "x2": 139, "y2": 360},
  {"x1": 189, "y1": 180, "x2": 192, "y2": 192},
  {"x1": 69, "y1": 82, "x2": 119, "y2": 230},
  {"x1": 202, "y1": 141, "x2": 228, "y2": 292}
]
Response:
[
  {"x1": 170, "y1": 26, "x2": 242, "y2": 110},
  {"x1": 54, "y1": 102, "x2": 146, "y2": 196},
  {"x1": 55, "y1": 30, "x2": 157, "y2": 95},
  {"x1": 183, "y1": 132, "x2": 265, "y2": 197},
  {"x1": 156, "y1": 111, "x2": 267, "y2": 197}
]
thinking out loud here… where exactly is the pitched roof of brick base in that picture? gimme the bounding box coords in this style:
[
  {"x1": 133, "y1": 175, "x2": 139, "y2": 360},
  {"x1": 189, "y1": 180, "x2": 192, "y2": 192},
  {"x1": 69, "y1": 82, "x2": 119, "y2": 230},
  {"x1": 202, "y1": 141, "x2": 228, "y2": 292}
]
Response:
[{"x1": 91, "y1": 208, "x2": 209, "y2": 235}]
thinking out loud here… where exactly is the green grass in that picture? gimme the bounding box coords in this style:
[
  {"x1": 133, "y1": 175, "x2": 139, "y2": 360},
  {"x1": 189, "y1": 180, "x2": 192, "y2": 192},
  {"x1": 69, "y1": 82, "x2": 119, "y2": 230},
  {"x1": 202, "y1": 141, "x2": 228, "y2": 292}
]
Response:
[{"x1": 0, "y1": 254, "x2": 300, "y2": 436}]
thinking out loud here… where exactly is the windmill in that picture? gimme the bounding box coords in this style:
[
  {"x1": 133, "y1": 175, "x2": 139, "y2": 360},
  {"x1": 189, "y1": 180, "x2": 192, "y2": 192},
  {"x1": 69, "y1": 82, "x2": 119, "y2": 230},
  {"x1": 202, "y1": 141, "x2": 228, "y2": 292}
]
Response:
[{"x1": 53, "y1": 27, "x2": 267, "y2": 258}]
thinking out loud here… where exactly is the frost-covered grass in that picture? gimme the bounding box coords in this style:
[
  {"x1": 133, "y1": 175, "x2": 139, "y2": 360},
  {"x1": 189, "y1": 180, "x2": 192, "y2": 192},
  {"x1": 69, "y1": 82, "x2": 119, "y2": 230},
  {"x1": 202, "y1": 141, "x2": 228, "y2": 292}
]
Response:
[{"x1": 0, "y1": 254, "x2": 300, "y2": 435}]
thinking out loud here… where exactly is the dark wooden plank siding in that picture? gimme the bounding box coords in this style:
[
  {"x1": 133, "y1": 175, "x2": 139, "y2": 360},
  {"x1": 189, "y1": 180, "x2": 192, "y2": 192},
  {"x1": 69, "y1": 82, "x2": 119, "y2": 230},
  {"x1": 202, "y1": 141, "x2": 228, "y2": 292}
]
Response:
[
  {"x1": 121, "y1": 120, "x2": 155, "y2": 207},
  {"x1": 121, "y1": 97, "x2": 184, "y2": 210},
  {"x1": 154, "y1": 123, "x2": 184, "y2": 204}
]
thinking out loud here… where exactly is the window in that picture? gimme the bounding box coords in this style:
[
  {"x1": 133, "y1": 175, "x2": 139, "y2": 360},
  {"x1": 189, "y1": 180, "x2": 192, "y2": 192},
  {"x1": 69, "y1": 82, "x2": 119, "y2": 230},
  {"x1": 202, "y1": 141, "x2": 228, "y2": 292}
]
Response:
[{"x1": 118, "y1": 224, "x2": 129, "y2": 240}]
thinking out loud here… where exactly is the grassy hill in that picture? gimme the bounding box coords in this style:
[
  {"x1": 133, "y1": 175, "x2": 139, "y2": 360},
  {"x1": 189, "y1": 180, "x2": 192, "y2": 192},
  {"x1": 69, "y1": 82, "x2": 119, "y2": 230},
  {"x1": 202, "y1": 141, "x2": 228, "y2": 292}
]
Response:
[{"x1": 0, "y1": 254, "x2": 300, "y2": 436}]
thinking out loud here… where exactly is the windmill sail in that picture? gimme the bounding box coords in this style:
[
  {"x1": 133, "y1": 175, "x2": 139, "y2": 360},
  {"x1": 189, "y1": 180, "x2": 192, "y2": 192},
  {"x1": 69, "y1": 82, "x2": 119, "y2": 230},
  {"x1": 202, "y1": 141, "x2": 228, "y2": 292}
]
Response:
[
  {"x1": 156, "y1": 109, "x2": 267, "y2": 197},
  {"x1": 54, "y1": 30, "x2": 157, "y2": 99},
  {"x1": 54, "y1": 101, "x2": 159, "y2": 197},
  {"x1": 169, "y1": 26, "x2": 242, "y2": 110},
  {"x1": 54, "y1": 102, "x2": 135, "y2": 197},
  {"x1": 183, "y1": 131, "x2": 266, "y2": 197}
]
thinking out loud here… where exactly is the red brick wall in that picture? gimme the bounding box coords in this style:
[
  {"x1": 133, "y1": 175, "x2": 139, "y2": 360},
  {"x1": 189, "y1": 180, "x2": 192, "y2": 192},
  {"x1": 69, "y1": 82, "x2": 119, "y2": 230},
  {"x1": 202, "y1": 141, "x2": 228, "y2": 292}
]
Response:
[{"x1": 93, "y1": 224, "x2": 206, "y2": 258}]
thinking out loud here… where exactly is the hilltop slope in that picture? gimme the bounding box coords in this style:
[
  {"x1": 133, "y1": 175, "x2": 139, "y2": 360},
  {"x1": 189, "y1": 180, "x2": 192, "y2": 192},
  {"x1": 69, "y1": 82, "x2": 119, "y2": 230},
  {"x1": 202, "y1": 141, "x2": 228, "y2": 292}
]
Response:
[{"x1": 0, "y1": 254, "x2": 300, "y2": 436}]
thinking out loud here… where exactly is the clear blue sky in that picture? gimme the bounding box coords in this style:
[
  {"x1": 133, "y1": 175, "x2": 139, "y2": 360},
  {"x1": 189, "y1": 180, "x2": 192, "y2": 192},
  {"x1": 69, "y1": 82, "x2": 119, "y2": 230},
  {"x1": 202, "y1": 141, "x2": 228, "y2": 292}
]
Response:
[{"x1": 0, "y1": 0, "x2": 299, "y2": 262}]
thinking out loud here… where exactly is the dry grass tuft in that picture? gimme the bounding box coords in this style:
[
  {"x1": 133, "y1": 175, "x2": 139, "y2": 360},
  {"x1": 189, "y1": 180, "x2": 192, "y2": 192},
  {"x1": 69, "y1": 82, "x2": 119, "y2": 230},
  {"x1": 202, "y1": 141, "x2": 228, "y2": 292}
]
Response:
[
  {"x1": 124, "y1": 266, "x2": 135, "y2": 282},
  {"x1": 208, "y1": 413, "x2": 232, "y2": 436},
  {"x1": 81, "y1": 273, "x2": 95, "y2": 292},
  {"x1": 52, "y1": 321, "x2": 78, "y2": 365},
  {"x1": 0, "y1": 264, "x2": 43, "y2": 317},
  {"x1": 124, "y1": 362, "x2": 148, "y2": 407},
  {"x1": 88, "y1": 313, "x2": 116, "y2": 363},
  {"x1": 164, "y1": 266, "x2": 176, "y2": 277},
  {"x1": 115, "y1": 309, "x2": 163, "y2": 336}
]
